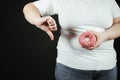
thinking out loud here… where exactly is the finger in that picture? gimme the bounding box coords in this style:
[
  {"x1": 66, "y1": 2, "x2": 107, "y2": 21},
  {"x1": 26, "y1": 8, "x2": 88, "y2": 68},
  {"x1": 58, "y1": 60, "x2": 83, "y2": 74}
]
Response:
[
  {"x1": 85, "y1": 42, "x2": 99, "y2": 50},
  {"x1": 49, "y1": 25, "x2": 57, "y2": 31},
  {"x1": 39, "y1": 26, "x2": 55, "y2": 41},
  {"x1": 46, "y1": 30, "x2": 54, "y2": 41},
  {"x1": 48, "y1": 21, "x2": 56, "y2": 27},
  {"x1": 47, "y1": 19, "x2": 57, "y2": 31},
  {"x1": 86, "y1": 46, "x2": 96, "y2": 50},
  {"x1": 48, "y1": 22, "x2": 57, "y2": 31}
]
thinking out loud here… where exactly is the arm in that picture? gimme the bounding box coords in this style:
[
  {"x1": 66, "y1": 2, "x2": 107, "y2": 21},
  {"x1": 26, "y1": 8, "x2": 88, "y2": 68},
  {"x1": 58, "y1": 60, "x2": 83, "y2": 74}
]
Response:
[
  {"x1": 87, "y1": 17, "x2": 120, "y2": 50},
  {"x1": 23, "y1": 3, "x2": 57, "y2": 40},
  {"x1": 23, "y1": 3, "x2": 41, "y2": 25},
  {"x1": 103, "y1": 17, "x2": 120, "y2": 40}
]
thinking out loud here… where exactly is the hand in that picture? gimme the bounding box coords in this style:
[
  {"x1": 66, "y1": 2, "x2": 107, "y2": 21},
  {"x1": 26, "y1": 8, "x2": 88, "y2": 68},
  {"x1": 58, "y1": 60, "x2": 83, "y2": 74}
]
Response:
[
  {"x1": 35, "y1": 16, "x2": 57, "y2": 41},
  {"x1": 85, "y1": 31, "x2": 106, "y2": 50},
  {"x1": 78, "y1": 31, "x2": 97, "y2": 48}
]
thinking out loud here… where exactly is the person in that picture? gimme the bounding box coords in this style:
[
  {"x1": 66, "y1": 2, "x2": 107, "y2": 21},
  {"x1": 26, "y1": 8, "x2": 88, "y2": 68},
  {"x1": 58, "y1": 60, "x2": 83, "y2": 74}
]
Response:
[{"x1": 23, "y1": 0, "x2": 120, "y2": 80}]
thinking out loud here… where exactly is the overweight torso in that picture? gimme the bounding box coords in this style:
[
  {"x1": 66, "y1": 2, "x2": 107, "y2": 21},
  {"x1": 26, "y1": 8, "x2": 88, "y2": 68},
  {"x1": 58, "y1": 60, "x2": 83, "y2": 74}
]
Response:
[
  {"x1": 33, "y1": 0, "x2": 120, "y2": 70},
  {"x1": 56, "y1": 0, "x2": 116, "y2": 70}
]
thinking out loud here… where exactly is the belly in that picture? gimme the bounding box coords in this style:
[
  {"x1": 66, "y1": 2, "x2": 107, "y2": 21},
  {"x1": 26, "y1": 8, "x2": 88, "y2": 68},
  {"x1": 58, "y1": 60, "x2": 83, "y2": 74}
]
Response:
[{"x1": 60, "y1": 26, "x2": 113, "y2": 51}]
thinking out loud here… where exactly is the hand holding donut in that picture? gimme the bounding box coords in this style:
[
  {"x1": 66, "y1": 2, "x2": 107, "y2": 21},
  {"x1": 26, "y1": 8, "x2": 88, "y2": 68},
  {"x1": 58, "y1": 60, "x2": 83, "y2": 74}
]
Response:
[
  {"x1": 78, "y1": 31, "x2": 97, "y2": 48},
  {"x1": 78, "y1": 31, "x2": 106, "y2": 50}
]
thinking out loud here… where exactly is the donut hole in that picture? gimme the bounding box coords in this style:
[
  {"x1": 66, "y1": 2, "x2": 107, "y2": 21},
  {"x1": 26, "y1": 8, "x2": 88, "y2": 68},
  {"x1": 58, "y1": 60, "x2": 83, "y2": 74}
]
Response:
[{"x1": 84, "y1": 37, "x2": 90, "y2": 42}]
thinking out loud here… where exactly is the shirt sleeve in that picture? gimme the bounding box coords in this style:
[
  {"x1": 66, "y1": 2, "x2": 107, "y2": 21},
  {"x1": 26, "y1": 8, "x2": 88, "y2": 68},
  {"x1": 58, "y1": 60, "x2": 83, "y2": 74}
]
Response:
[
  {"x1": 110, "y1": 0, "x2": 120, "y2": 18},
  {"x1": 33, "y1": 0, "x2": 57, "y2": 16}
]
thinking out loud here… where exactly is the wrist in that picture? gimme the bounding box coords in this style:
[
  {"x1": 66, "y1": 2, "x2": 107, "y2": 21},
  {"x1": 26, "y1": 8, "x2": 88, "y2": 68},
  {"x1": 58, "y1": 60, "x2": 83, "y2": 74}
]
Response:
[{"x1": 102, "y1": 31, "x2": 110, "y2": 42}]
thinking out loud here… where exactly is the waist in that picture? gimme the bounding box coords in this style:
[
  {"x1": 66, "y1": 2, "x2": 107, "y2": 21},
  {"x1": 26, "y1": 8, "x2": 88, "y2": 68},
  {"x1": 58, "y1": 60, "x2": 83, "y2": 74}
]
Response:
[
  {"x1": 57, "y1": 33, "x2": 114, "y2": 52},
  {"x1": 56, "y1": 48, "x2": 116, "y2": 70}
]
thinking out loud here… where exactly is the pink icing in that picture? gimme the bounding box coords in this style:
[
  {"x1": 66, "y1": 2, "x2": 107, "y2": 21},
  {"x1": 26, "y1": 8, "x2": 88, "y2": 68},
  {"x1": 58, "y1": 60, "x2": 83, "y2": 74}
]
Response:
[{"x1": 78, "y1": 31, "x2": 97, "y2": 48}]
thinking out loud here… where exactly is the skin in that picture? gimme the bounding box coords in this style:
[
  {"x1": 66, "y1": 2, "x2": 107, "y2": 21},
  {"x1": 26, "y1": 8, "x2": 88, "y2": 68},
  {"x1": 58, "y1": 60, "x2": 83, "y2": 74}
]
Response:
[
  {"x1": 23, "y1": 2, "x2": 120, "y2": 50},
  {"x1": 23, "y1": 3, "x2": 57, "y2": 41}
]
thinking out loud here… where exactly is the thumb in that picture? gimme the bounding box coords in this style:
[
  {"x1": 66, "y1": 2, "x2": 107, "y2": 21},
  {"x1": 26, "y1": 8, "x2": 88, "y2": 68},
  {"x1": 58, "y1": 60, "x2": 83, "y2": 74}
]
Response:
[{"x1": 46, "y1": 31, "x2": 54, "y2": 41}]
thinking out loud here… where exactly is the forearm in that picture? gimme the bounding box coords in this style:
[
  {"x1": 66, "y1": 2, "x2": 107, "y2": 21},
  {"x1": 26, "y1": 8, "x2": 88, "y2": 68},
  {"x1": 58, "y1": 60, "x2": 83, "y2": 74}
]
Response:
[
  {"x1": 23, "y1": 3, "x2": 41, "y2": 25},
  {"x1": 103, "y1": 23, "x2": 120, "y2": 41}
]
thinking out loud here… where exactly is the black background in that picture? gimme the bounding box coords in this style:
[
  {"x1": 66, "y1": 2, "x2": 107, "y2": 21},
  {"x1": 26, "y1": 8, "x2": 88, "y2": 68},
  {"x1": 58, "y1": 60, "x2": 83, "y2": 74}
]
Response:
[{"x1": 1, "y1": 0, "x2": 120, "y2": 80}]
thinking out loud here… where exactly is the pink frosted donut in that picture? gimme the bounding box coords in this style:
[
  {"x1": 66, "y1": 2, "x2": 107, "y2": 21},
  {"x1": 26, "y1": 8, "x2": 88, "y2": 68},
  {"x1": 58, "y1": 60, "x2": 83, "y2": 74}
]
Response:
[{"x1": 78, "y1": 31, "x2": 97, "y2": 48}]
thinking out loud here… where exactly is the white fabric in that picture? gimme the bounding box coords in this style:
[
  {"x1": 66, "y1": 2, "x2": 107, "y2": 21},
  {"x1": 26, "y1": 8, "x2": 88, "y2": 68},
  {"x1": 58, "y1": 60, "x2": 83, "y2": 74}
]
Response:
[{"x1": 33, "y1": 0, "x2": 120, "y2": 70}]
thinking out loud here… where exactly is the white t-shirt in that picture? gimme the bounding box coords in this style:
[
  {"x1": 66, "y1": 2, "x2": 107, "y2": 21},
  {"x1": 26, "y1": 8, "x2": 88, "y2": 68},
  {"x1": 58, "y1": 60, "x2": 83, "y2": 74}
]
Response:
[{"x1": 33, "y1": 0, "x2": 120, "y2": 70}]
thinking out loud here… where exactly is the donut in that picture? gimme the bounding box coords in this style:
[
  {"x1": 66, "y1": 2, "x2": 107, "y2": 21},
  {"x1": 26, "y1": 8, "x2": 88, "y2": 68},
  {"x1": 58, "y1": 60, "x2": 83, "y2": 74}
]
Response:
[{"x1": 78, "y1": 31, "x2": 97, "y2": 48}]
